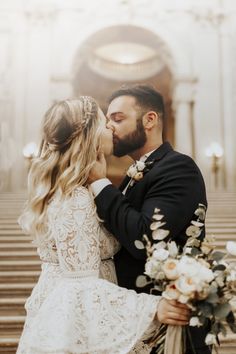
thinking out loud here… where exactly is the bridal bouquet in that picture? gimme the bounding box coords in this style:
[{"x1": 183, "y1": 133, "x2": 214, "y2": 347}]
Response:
[{"x1": 135, "y1": 204, "x2": 236, "y2": 353}]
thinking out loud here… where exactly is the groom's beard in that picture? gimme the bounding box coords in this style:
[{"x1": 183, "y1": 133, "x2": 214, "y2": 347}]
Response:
[{"x1": 113, "y1": 118, "x2": 147, "y2": 157}]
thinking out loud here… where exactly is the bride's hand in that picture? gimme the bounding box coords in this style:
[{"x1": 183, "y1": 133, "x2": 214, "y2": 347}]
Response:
[
  {"x1": 156, "y1": 299, "x2": 190, "y2": 326},
  {"x1": 88, "y1": 150, "x2": 107, "y2": 183}
]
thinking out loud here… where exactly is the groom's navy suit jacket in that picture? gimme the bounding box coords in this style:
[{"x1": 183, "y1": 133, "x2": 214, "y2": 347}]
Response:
[{"x1": 95, "y1": 142, "x2": 211, "y2": 354}]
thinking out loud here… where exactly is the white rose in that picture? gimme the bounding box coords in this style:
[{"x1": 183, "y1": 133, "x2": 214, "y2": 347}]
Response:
[
  {"x1": 136, "y1": 160, "x2": 146, "y2": 171},
  {"x1": 127, "y1": 164, "x2": 137, "y2": 178},
  {"x1": 175, "y1": 275, "x2": 197, "y2": 295},
  {"x1": 133, "y1": 172, "x2": 143, "y2": 181},
  {"x1": 205, "y1": 333, "x2": 217, "y2": 346},
  {"x1": 162, "y1": 283, "x2": 181, "y2": 301},
  {"x1": 163, "y1": 259, "x2": 180, "y2": 280},
  {"x1": 189, "y1": 317, "x2": 202, "y2": 327},
  {"x1": 197, "y1": 285, "x2": 211, "y2": 300},
  {"x1": 153, "y1": 248, "x2": 169, "y2": 262},
  {"x1": 144, "y1": 260, "x2": 159, "y2": 278},
  {"x1": 226, "y1": 241, "x2": 236, "y2": 256},
  {"x1": 178, "y1": 256, "x2": 199, "y2": 277},
  {"x1": 198, "y1": 265, "x2": 214, "y2": 283}
]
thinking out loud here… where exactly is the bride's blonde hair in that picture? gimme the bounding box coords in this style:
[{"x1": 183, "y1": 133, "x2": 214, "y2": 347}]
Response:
[{"x1": 19, "y1": 96, "x2": 103, "y2": 240}]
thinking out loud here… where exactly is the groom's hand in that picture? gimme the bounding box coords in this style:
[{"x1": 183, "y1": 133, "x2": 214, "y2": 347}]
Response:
[
  {"x1": 88, "y1": 151, "x2": 107, "y2": 183},
  {"x1": 156, "y1": 299, "x2": 190, "y2": 326}
]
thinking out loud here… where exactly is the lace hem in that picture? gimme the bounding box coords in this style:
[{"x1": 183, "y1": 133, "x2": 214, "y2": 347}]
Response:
[{"x1": 17, "y1": 278, "x2": 159, "y2": 354}]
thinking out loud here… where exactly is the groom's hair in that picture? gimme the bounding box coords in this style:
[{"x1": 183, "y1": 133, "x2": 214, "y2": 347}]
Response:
[{"x1": 108, "y1": 84, "x2": 165, "y2": 123}]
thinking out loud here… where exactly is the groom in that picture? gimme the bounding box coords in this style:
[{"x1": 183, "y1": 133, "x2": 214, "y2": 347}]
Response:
[{"x1": 90, "y1": 85, "x2": 211, "y2": 354}]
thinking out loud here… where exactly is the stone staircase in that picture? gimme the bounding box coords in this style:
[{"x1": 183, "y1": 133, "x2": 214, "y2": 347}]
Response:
[
  {"x1": 0, "y1": 192, "x2": 235, "y2": 353},
  {"x1": 0, "y1": 193, "x2": 39, "y2": 353}
]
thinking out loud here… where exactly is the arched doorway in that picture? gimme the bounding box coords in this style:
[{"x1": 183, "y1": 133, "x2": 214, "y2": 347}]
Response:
[{"x1": 72, "y1": 25, "x2": 174, "y2": 185}]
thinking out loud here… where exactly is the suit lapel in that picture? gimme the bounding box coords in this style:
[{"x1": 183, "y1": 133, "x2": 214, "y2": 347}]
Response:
[
  {"x1": 146, "y1": 142, "x2": 173, "y2": 163},
  {"x1": 119, "y1": 175, "x2": 131, "y2": 192}
]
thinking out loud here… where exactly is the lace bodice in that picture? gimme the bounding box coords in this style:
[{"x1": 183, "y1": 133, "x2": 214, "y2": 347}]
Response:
[
  {"x1": 17, "y1": 186, "x2": 160, "y2": 354},
  {"x1": 37, "y1": 187, "x2": 120, "y2": 275}
]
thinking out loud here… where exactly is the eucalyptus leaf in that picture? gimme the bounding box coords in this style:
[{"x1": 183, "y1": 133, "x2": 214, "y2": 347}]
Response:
[
  {"x1": 213, "y1": 264, "x2": 226, "y2": 272},
  {"x1": 136, "y1": 275, "x2": 150, "y2": 288},
  {"x1": 226, "y1": 310, "x2": 235, "y2": 324},
  {"x1": 154, "y1": 284, "x2": 164, "y2": 291},
  {"x1": 219, "y1": 323, "x2": 227, "y2": 337},
  {"x1": 134, "y1": 240, "x2": 145, "y2": 250},
  {"x1": 211, "y1": 251, "x2": 226, "y2": 262},
  {"x1": 206, "y1": 293, "x2": 220, "y2": 304},
  {"x1": 229, "y1": 323, "x2": 236, "y2": 333},
  {"x1": 209, "y1": 284, "x2": 218, "y2": 294},
  {"x1": 214, "y1": 303, "x2": 231, "y2": 319},
  {"x1": 191, "y1": 247, "x2": 202, "y2": 256},
  {"x1": 198, "y1": 302, "x2": 213, "y2": 317}
]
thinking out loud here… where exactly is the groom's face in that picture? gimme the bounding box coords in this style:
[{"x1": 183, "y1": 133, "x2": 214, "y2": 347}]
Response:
[{"x1": 106, "y1": 96, "x2": 147, "y2": 157}]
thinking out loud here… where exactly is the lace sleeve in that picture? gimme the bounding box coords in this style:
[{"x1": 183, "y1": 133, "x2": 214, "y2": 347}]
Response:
[
  {"x1": 51, "y1": 187, "x2": 101, "y2": 274},
  {"x1": 99, "y1": 224, "x2": 121, "y2": 260}
]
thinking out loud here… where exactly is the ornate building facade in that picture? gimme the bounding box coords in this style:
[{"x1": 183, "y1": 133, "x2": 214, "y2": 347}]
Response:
[{"x1": 0, "y1": 0, "x2": 236, "y2": 191}]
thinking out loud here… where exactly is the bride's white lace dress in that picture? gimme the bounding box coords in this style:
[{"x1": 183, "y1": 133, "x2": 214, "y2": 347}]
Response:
[{"x1": 17, "y1": 187, "x2": 160, "y2": 354}]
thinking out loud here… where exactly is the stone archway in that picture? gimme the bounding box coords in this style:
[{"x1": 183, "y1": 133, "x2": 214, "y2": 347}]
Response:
[{"x1": 71, "y1": 25, "x2": 176, "y2": 185}]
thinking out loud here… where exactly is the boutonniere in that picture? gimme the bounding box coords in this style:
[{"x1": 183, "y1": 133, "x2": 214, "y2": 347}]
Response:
[{"x1": 126, "y1": 160, "x2": 155, "y2": 186}]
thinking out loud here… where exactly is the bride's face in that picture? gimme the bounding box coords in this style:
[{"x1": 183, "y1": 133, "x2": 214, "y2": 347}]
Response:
[{"x1": 99, "y1": 109, "x2": 113, "y2": 156}]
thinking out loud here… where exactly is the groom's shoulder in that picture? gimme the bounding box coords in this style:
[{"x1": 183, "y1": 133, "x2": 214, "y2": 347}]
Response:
[
  {"x1": 153, "y1": 148, "x2": 204, "y2": 178},
  {"x1": 160, "y1": 148, "x2": 198, "y2": 168}
]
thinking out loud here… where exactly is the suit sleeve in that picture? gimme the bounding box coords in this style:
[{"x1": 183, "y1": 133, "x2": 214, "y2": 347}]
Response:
[{"x1": 94, "y1": 154, "x2": 207, "y2": 260}]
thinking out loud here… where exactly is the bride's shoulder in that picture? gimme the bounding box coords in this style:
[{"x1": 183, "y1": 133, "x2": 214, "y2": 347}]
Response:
[
  {"x1": 71, "y1": 186, "x2": 94, "y2": 206},
  {"x1": 49, "y1": 186, "x2": 94, "y2": 212}
]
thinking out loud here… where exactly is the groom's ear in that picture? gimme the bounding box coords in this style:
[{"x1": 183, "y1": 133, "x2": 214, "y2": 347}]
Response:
[{"x1": 142, "y1": 111, "x2": 159, "y2": 130}]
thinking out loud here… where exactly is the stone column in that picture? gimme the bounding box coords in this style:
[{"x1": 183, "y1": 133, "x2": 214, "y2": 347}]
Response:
[
  {"x1": 173, "y1": 79, "x2": 196, "y2": 158},
  {"x1": 10, "y1": 4, "x2": 57, "y2": 191}
]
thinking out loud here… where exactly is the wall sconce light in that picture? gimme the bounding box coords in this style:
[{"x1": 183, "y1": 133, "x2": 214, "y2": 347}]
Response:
[{"x1": 205, "y1": 142, "x2": 223, "y2": 189}]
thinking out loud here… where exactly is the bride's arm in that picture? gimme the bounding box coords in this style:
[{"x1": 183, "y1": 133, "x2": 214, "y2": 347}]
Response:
[
  {"x1": 52, "y1": 188, "x2": 101, "y2": 274},
  {"x1": 99, "y1": 224, "x2": 120, "y2": 260}
]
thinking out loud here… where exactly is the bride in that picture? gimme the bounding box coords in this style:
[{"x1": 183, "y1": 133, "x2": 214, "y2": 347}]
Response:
[{"x1": 17, "y1": 96, "x2": 189, "y2": 354}]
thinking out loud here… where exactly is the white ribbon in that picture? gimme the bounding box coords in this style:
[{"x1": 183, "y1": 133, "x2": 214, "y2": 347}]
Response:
[{"x1": 164, "y1": 325, "x2": 183, "y2": 354}]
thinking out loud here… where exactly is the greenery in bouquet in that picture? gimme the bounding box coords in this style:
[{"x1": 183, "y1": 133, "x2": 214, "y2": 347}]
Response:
[{"x1": 135, "y1": 204, "x2": 236, "y2": 352}]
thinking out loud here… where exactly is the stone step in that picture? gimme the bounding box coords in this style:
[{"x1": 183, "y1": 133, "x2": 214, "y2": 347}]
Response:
[
  {"x1": 208, "y1": 210, "x2": 236, "y2": 214},
  {"x1": 206, "y1": 224, "x2": 236, "y2": 228},
  {"x1": 0, "y1": 260, "x2": 41, "y2": 271},
  {"x1": 216, "y1": 333, "x2": 236, "y2": 353},
  {"x1": 0, "y1": 316, "x2": 25, "y2": 335},
  {"x1": 0, "y1": 230, "x2": 26, "y2": 236},
  {"x1": 0, "y1": 243, "x2": 36, "y2": 251},
  {"x1": 206, "y1": 233, "x2": 236, "y2": 239},
  {"x1": 0, "y1": 225, "x2": 21, "y2": 230},
  {"x1": 206, "y1": 230, "x2": 236, "y2": 234},
  {"x1": 0, "y1": 237, "x2": 33, "y2": 243},
  {"x1": 0, "y1": 251, "x2": 38, "y2": 261},
  {"x1": 209, "y1": 216, "x2": 236, "y2": 219},
  {"x1": 0, "y1": 219, "x2": 20, "y2": 223},
  {"x1": 0, "y1": 271, "x2": 40, "y2": 284},
  {"x1": 0, "y1": 298, "x2": 26, "y2": 316},
  {"x1": 0, "y1": 283, "x2": 34, "y2": 298},
  {"x1": 0, "y1": 337, "x2": 19, "y2": 353}
]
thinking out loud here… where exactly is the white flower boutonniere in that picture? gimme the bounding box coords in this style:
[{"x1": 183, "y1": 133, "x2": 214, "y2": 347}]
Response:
[{"x1": 126, "y1": 160, "x2": 155, "y2": 186}]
